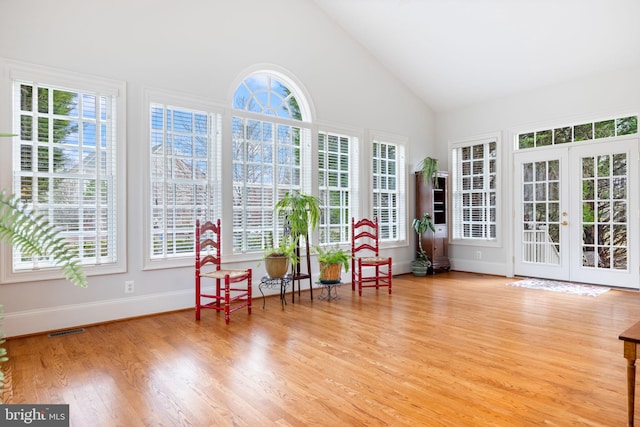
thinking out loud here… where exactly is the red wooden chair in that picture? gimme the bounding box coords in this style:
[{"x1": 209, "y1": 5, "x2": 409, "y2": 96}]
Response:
[
  {"x1": 351, "y1": 217, "x2": 392, "y2": 296},
  {"x1": 195, "y1": 219, "x2": 252, "y2": 324}
]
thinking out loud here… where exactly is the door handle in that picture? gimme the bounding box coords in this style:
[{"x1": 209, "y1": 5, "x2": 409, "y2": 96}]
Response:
[{"x1": 561, "y1": 221, "x2": 568, "y2": 226}]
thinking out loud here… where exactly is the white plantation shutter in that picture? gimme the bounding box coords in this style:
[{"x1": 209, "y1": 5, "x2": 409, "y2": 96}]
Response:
[
  {"x1": 318, "y1": 130, "x2": 357, "y2": 245},
  {"x1": 9, "y1": 70, "x2": 125, "y2": 278},
  {"x1": 149, "y1": 103, "x2": 222, "y2": 259},
  {"x1": 371, "y1": 138, "x2": 405, "y2": 242},
  {"x1": 451, "y1": 137, "x2": 498, "y2": 241}
]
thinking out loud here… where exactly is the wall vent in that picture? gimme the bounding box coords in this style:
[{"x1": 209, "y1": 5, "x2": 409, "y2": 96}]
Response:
[{"x1": 48, "y1": 328, "x2": 85, "y2": 338}]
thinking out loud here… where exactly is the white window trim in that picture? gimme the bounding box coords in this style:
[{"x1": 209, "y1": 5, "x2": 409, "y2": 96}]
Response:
[
  {"x1": 142, "y1": 88, "x2": 226, "y2": 271},
  {"x1": 449, "y1": 132, "x2": 502, "y2": 248},
  {"x1": 0, "y1": 58, "x2": 127, "y2": 283}
]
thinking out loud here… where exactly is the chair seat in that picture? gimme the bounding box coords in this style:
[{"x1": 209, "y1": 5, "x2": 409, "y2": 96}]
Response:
[
  {"x1": 201, "y1": 269, "x2": 250, "y2": 280},
  {"x1": 358, "y1": 256, "x2": 391, "y2": 265}
]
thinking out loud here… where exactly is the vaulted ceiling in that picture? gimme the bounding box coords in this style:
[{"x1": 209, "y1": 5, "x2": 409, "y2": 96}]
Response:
[{"x1": 313, "y1": 0, "x2": 640, "y2": 113}]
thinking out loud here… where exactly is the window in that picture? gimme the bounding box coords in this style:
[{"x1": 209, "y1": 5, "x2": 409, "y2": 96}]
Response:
[
  {"x1": 3, "y1": 62, "x2": 126, "y2": 282},
  {"x1": 231, "y1": 72, "x2": 312, "y2": 253},
  {"x1": 517, "y1": 115, "x2": 638, "y2": 149},
  {"x1": 372, "y1": 139, "x2": 405, "y2": 241},
  {"x1": 451, "y1": 136, "x2": 498, "y2": 241},
  {"x1": 149, "y1": 102, "x2": 221, "y2": 259},
  {"x1": 318, "y1": 131, "x2": 357, "y2": 245}
]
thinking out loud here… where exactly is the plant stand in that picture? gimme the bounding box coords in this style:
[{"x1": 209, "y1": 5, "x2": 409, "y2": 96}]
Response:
[
  {"x1": 318, "y1": 281, "x2": 341, "y2": 301},
  {"x1": 292, "y1": 233, "x2": 313, "y2": 302},
  {"x1": 259, "y1": 274, "x2": 292, "y2": 310}
]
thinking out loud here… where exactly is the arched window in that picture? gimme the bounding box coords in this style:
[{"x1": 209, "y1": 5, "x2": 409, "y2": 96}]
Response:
[
  {"x1": 232, "y1": 74, "x2": 308, "y2": 121},
  {"x1": 231, "y1": 72, "x2": 312, "y2": 253}
]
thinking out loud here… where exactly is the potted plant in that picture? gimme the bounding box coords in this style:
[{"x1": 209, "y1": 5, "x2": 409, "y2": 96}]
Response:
[
  {"x1": 274, "y1": 191, "x2": 321, "y2": 243},
  {"x1": 417, "y1": 156, "x2": 439, "y2": 188},
  {"x1": 411, "y1": 212, "x2": 435, "y2": 276},
  {"x1": 263, "y1": 235, "x2": 299, "y2": 278},
  {"x1": 274, "y1": 191, "x2": 321, "y2": 288},
  {"x1": 315, "y1": 245, "x2": 351, "y2": 284}
]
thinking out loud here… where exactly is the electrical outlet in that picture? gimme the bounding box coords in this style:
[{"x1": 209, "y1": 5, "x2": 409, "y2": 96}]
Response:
[
  {"x1": 125, "y1": 280, "x2": 134, "y2": 294},
  {"x1": 475, "y1": 251, "x2": 482, "y2": 260}
]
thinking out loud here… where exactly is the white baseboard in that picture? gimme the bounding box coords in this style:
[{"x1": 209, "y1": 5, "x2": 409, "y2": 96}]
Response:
[
  {"x1": 3, "y1": 289, "x2": 195, "y2": 338},
  {"x1": 2, "y1": 281, "x2": 323, "y2": 338},
  {"x1": 449, "y1": 258, "x2": 507, "y2": 276}
]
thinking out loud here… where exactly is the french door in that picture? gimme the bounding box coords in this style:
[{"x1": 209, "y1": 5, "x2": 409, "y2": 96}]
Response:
[{"x1": 513, "y1": 139, "x2": 639, "y2": 288}]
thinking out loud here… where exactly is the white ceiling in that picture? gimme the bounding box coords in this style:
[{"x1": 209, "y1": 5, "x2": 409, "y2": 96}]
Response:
[{"x1": 313, "y1": 0, "x2": 640, "y2": 113}]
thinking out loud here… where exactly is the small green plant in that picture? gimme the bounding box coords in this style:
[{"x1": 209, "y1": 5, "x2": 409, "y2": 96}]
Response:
[
  {"x1": 412, "y1": 212, "x2": 435, "y2": 266},
  {"x1": 315, "y1": 245, "x2": 351, "y2": 272}
]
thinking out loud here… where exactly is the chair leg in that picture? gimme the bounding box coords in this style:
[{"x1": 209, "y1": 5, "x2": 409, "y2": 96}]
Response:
[
  {"x1": 195, "y1": 277, "x2": 201, "y2": 320},
  {"x1": 224, "y1": 276, "x2": 231, "y2": 324},
  {"x1": 216, "y1": 279, "x2": 221, "y2": 308},
  {"x1": 247, "y1": 272, "x2": 252, "y2": 315},
  {"x1": 352, "y1": 265, "x2": 355, "y2": 291}
]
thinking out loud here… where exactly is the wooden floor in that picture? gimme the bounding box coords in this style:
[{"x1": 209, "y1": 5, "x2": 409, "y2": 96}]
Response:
[{"x1": 2, "y1": 271, "x2": 640, "y2": 426}]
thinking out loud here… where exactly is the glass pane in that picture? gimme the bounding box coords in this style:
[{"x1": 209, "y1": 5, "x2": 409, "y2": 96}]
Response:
[
  {"x1": 554, "y1": 127, "x2": 571, "y2": 144},
  {"x1": 594, "y1": 119, "x2": 615, "y2": 139},
  {"x1": 519, "y1": 133, "x2": 534, "y2": 149},
  {"x1": 616, "y1": 116, "x2": 637, "y2": 136},
  {"x1": 574, "y1": 123, "x2": 593, "y2": 141},
  {"x1": 535, "y1": 130, "x2": 552, "y2": 147}
]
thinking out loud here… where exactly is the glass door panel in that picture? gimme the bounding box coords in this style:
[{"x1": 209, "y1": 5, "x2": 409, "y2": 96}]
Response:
[
  {"x1": 569, "y1": 140, "x2": 638, "y2": 287},
  {"x1": 514, "y1": 149, "x2": 569, "y2": 280}
]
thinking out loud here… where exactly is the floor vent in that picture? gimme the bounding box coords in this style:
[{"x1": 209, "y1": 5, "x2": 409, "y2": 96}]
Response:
[{"x1": 48, "y1": 328, "x2": 85, "y2": 338}]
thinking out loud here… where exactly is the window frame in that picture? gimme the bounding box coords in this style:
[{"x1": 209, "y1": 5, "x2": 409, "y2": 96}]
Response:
[
  {"x1": 370, "y1": 133, "x2": 407, "y2": 246},
  {"x1": 317, "y1": 129, "x2": 359, "y2": 246},
  {"x1": 0, "y1": 59, "x2": 127, "y2": 283},
  {"x1": 143, "y1": 89, "x2": 225, "y2": 270},
  {"x1": 230, "y1": 71, "x2": 314, "y2": 256},
  {"x1": 449, "y1": 132, "x2": 501, "y2": 247}
]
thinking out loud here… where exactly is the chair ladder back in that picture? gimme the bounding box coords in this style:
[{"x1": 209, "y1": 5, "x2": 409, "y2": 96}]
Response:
[
  {"x1": 352, "y1": 217, "x2": 380, "y2": 257},
  {"x1": 196, "y1": 219, "x2": 222, "y2": 270}
]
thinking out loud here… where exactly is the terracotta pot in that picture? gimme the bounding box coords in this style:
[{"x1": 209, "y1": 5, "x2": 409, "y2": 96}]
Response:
[{"x1": 265, "y1": 255, "x2": 290, "y2": 278}]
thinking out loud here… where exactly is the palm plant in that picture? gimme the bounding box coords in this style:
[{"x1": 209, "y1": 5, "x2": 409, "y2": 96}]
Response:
[{"x1": 412, "y1": 212, "x2": 435, "y2": 267}]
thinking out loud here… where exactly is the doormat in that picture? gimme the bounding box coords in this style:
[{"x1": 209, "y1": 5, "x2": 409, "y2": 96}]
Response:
[{"x1": 506, "y1": 278, "x2": 610, "y2": 297}]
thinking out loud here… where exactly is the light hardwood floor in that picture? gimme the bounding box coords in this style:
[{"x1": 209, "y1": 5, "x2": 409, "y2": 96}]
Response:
[{"x1": 2, "y1": 271, "x2": 639, "y2": 426}]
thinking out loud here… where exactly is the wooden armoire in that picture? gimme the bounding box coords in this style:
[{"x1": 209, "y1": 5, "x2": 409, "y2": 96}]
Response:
[{"x1": 415, "y1": 171, "x2": 450, "y2": 273}]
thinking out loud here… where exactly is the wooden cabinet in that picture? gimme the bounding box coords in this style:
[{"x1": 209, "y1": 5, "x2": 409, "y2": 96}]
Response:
[{"x1": 415, "y1": 172, "x2": 450, "y2": 273}]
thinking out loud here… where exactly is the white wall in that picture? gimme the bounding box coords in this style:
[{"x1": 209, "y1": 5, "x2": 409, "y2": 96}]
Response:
[
  {"x1": 0, "y1": 0, "x2": 436, "y2": 336},
  {"x1": 437, "y1": 65, "x2": 640, "y2": 276}
]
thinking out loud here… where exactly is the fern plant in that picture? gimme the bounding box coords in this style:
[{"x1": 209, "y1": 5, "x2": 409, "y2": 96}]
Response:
[
  {"x1": 274, "y1": 191, "x2": 321, "y2": 242},
  {"x1": 0, "y1": 191, "x2": 87, "y2": 288}
]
